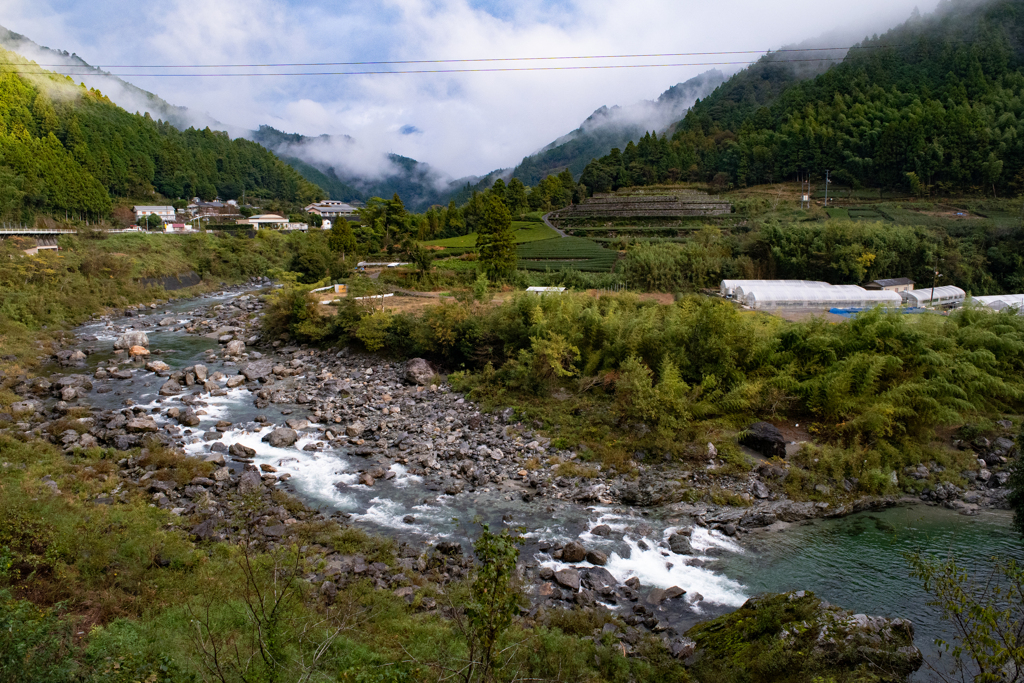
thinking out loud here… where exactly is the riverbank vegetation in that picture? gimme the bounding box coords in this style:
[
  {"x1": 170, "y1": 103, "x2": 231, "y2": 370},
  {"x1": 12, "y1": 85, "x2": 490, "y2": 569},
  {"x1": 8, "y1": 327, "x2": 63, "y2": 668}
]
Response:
[
  {"x1": 0, "y1": 436, "x2": 695, "y2": 683},
  {"x1": 264, "y1": 285, "x2": 1024, "y2": 502}
]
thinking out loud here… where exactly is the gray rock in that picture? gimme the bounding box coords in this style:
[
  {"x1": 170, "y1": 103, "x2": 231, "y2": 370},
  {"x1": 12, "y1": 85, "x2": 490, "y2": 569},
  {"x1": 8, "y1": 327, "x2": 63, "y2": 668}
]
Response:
[
  {"x1": 553, "y1": 568, "x2": 580, "y2": 591},
  {"x1": 668, "y1": 533, "x2": 692, "y2": 555},
  {"x1": 585, "y1": 550, "x2": 608, "y2": 566},
  {"x1": 751, "y1": 480, "x2": 771, "y2": 499},
  {"x1": 262, "y1": 428, "x2": 298, "y2": 448},
  {"x1": 345, "y1": 421, "x2": 366, "y2": 437},
  {"x1": 126, "y1": 417, "x2": 159, "y2": 433},
  {"x1": 210, "y1": 467, "x2": 231, "y2": 481},
  {"x1": 404, "y1": 358, "x2": 435, "y2": 385},
  {"x1": 191, "y1": 518, "x2": 218, "y2": 540},
  {"x1": 591, "y1": 524, "x2": 612, "y2": 537},
  {"x1": 193, "y1": 364, "x2": 208, "y2": 381},
  {"x1": 664, "y1": 586, "x2": 686, "y2": 600},
  {"x1": 177, "y1": 410, "x2": 201, "y2": 427},
  {"x1": 114, "y1": 331, "x2": 149, "y2": 349},
  {"x1": 238, "y1": 470, "x2": 263, "y2": 494},
  {"x1": 740, "y1": 421, "x2": 787, "y2": 459},
  {"x1": 241, "y1": 360, "x2": 274, "y2": 382},
  {"x1": 159, "y1": 380, "x2": 182, "y2": 396},
  {"x1": 225, "y1": 340, "x2": 246, "y2": 355},
  {"x1": 561, "y1": 541, "x2": 587, "y2": 563},
  {"x1": 229, "y1": 443, "x2": 257, "y2": 458},
  {"x1": 146, "y1": 360, "x2": 171, "y2": 373},
  {"x1": 11, "y1": 400, "x2": 42, "y2": 415},
  {"x1": 582, "y1": 567, "x2": 617, "y2": 591}
]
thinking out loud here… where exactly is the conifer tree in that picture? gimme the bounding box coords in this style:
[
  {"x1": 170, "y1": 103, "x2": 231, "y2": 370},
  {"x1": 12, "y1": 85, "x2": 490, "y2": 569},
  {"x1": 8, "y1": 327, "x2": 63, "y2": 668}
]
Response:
[{"x1": 477, "y1": 193, "x2": 516, "y2": 281}]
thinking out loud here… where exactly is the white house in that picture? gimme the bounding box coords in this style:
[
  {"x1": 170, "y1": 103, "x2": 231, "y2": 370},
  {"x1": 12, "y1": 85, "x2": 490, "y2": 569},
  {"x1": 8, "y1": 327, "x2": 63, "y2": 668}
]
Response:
[
  {"x1": 305, "y1": 201, "x2": 359, "y2": 220},
  {"x1": 133, "y1": 205, "x2": 175, "y2": 223},
  {"x1": 244, "y1": 214, "x2": 289, "y2": 229}
]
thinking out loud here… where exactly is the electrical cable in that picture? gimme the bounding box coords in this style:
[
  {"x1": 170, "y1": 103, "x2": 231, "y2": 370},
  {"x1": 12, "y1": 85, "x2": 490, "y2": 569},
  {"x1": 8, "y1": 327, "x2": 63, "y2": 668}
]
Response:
[
  {"x1": 0, "y1": 44, "x2": 875, "y2": 70},
  {"x1": 2, "y1": 56, "x2": 865, "y2": 77}
]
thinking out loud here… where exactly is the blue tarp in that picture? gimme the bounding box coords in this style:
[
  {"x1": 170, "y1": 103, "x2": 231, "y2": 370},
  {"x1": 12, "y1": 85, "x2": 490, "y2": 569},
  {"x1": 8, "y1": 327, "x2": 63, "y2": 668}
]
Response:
[{"x1": 829, "y1": 307, "x2": 928, "y2": 318}]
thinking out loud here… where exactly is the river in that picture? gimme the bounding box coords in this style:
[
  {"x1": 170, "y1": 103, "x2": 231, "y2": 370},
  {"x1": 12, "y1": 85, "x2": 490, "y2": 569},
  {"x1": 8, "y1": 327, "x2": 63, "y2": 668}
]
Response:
[{"x1": 61, "y1": 289, "x2": 1024, "y2": 677}]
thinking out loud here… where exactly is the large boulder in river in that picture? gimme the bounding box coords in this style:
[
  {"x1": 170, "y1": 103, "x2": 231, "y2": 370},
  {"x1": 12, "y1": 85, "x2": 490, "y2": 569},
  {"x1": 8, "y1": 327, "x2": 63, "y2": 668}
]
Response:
[
  {"x1": 740, "y1": 421, "x2": 787, "y2": 459},
  {"x1": 241, "y1": 359, "x2": 274, "y2": 382},
  {"x1": 114, "y1": 331, "x2": 149, "y2": 350},
  {"x1": 404, "y1": 358, "x2": 435, "y2": 385},
  {"x1": 262, "y1": 428, "x2": 298, "y2": 448},
  {"x1": 225, "y1": 340, "x2": 245, "y2": 355},
  {"x1": 561, "y1": 541, "x2": 587, "y2": 563}
]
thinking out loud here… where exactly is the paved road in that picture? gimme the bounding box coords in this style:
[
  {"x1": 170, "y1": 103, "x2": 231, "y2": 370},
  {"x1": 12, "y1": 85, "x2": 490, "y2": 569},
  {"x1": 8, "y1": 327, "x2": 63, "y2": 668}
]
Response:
[{"x1": 541, "y1": 212, "x2": 568, "y2": 238}]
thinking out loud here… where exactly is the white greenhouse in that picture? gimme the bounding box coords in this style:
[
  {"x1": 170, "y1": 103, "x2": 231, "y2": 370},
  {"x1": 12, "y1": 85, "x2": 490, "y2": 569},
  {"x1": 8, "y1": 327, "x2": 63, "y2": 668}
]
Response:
[
  {"x1": 741, "y1": 284, "x2": 902, "y2": 310},
  {"x1": 900, "y1": 286, "x2": 966, "y2": 308},
  {"x1": 720, "y1": 279, "x2": 827, "y2": 297},
  {"x1": 971, "y1": 294, "x2": 1024, "y2": 312}
]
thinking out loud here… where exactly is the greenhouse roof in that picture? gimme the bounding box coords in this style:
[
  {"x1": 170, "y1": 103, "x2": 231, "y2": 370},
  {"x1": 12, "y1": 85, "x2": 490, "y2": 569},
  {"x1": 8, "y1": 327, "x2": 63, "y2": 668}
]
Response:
[
  {"x1": 741, "y1": 285, "x2": 901, "y2": 310},
  {"x1": 900, "y1": 286, "x2": 966, "y2": 306},
  {"x1": 720, "y1": 279, "x2": 827, "y2": 296}
]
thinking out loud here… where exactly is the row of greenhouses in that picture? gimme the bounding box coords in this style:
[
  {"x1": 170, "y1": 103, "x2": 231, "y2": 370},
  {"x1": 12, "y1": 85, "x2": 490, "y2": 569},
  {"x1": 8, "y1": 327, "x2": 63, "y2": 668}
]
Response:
[{"x1": 722, "y1": 280, "x2": 967, "y2": 310}]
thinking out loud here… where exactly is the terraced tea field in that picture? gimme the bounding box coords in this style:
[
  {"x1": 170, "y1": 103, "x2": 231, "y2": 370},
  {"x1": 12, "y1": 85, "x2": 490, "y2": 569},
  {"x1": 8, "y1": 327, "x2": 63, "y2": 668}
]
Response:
[
  {"x1": 421, "y1": 222, "x2": 558, "y2": 252},
  {"x1": 516, "y1": 236, "x2": 618, "y2": 272}
]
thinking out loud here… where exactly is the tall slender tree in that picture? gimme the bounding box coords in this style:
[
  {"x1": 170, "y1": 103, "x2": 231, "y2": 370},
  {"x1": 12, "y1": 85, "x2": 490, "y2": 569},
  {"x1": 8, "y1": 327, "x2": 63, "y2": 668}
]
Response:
[{"x1": 477, "y1": 193, "x2": 516, "y2": 281}]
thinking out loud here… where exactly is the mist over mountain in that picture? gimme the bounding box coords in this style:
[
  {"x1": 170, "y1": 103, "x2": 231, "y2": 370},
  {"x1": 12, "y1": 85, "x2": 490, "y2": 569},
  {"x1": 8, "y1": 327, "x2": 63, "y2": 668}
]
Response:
[
  {"x1": 0, "y1": 23, "x2": 225, "y2": 133},
  {"x1": 511, "y1": 70, "x2": 727, "y2": 186}
]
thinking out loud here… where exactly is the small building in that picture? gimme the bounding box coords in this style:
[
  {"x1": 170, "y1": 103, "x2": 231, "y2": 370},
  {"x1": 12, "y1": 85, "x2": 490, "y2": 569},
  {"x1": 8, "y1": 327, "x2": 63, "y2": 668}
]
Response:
[
  {"x1": 900, "y1": 285, "x2": 965, "y2": 309},
  {"x1": 865, "y1": 277, "x2": 915, "y2": 293},
  {"x1": 163, "y1": 223, "x2": 195, "y2": 233},
  {"x1": 244, "y1": 214, "x2": 289, "y2": 229},
  {"x1": 525, "y1": 286, "x2": 567, "y2": 295},
  {"x1": 133, "y1": 205, "x2": 175, "y2": 222},
  {"x1": 305, "y1": 201, "x2": 360, "y2": 220}
]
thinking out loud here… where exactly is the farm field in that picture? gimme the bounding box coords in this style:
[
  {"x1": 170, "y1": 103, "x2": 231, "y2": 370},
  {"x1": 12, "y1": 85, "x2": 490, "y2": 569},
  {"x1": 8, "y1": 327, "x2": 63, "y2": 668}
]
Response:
[
  {"x1": 421, "y1": 222, "x2": 558, "y2": 249},
  {"x1": 516, "y1": 236, "x2": 618, "y2": 272}
]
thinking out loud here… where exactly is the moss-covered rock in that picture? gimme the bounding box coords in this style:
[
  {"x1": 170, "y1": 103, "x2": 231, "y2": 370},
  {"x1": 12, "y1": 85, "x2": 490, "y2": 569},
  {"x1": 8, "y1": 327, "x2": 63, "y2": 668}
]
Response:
[{"x1": 684, "y1": 591, "x2": 922, "y2": 682}]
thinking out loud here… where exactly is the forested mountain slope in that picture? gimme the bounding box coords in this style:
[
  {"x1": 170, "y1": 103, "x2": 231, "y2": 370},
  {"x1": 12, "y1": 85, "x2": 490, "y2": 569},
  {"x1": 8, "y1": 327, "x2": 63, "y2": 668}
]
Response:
[
  {"x1": 510, "y1": 70, "x2": 727, "y2": 186},
  {"x1": 0, "y1": 48, "x2": 324, "y2": 221},
  {"x1": 581, "y1": 0, "x2": 1024, "y2": 195}
]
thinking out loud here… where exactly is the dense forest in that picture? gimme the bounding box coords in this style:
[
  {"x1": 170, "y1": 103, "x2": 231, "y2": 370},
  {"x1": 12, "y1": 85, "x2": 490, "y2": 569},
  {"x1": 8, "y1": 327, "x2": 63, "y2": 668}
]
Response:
[
  {"x1": 0, "y1": 49, "x2": 324, "y2": 221},
  {"x1": 581, "y1": 0, "x2": 1024, "y2": 196}
]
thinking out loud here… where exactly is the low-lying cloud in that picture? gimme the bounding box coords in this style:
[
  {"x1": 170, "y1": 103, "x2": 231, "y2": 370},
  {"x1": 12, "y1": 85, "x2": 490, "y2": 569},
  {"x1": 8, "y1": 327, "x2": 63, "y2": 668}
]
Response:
[{"x1": 3, "y1": 0, "x2": 942, "y2": 180}]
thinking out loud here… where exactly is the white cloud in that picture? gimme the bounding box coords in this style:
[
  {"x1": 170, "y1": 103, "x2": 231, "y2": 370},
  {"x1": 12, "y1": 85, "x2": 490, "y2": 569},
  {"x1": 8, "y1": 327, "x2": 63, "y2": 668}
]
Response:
[{"x1": 2, "y1": 0, "x2": 941, "y2": 178}]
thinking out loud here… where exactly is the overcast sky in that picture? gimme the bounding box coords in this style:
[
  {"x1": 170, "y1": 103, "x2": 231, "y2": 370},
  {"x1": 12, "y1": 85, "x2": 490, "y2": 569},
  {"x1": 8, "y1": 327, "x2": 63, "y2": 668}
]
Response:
[{"x1": 4, "y1": 0, "x2": 939, "y2": 179}]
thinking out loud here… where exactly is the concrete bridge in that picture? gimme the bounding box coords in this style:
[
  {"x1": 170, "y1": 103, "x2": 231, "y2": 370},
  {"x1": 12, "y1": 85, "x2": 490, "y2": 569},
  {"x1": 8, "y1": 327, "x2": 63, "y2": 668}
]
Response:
[{"x1": 0, "y1": 224, "x2": 76, "y2": 254}]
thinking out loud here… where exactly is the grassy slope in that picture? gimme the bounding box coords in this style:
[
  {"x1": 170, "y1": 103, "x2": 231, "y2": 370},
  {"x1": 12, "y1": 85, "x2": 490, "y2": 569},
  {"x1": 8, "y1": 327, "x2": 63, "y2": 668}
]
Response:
[{"x1": 421, "y1": 222, "x2": 559, "y2": 248}]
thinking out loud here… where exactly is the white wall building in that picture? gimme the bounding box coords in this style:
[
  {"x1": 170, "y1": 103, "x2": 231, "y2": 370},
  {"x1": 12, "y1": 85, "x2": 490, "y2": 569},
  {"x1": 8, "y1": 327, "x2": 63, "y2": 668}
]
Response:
[
  {"x1": 305, "y1": 201, "x2": 359, "y2": 220},
  {"x1": 133, "y1": 205, "x2": 175, "y2": 223}
]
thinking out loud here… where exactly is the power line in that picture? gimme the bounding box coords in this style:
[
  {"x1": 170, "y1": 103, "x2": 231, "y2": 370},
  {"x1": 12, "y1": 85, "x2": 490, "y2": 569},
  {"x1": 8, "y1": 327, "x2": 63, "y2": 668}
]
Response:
[
  {"x1": 0, "y1": 44, "x2": 871, "y2": 70},
  {"x1": 3, "y1": 57, "x2": 859, "y2": 78}
]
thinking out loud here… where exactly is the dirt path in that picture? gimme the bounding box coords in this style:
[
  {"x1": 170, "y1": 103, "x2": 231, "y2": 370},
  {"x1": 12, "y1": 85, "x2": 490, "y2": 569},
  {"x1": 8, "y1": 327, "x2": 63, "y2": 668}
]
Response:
[{"x1": 541, "y1": 212, "x2": 568, "y2": 237}]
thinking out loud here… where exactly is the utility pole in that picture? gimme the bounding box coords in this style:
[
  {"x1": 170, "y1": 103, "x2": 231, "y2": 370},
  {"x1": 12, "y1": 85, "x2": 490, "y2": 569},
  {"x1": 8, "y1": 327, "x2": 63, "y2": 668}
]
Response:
[
  {"x1": 930, "y1": 253, "x2": 941, "y2": 309},
  {"x1": 824, "y1": 170, "x2": 831, "y2": 208}
]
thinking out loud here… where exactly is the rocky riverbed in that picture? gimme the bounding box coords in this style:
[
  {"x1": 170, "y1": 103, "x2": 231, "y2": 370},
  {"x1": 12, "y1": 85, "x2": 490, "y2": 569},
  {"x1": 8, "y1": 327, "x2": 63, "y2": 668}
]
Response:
[{"x1": 4, "y1": 280, "x2": 1015, "y2": 676}]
